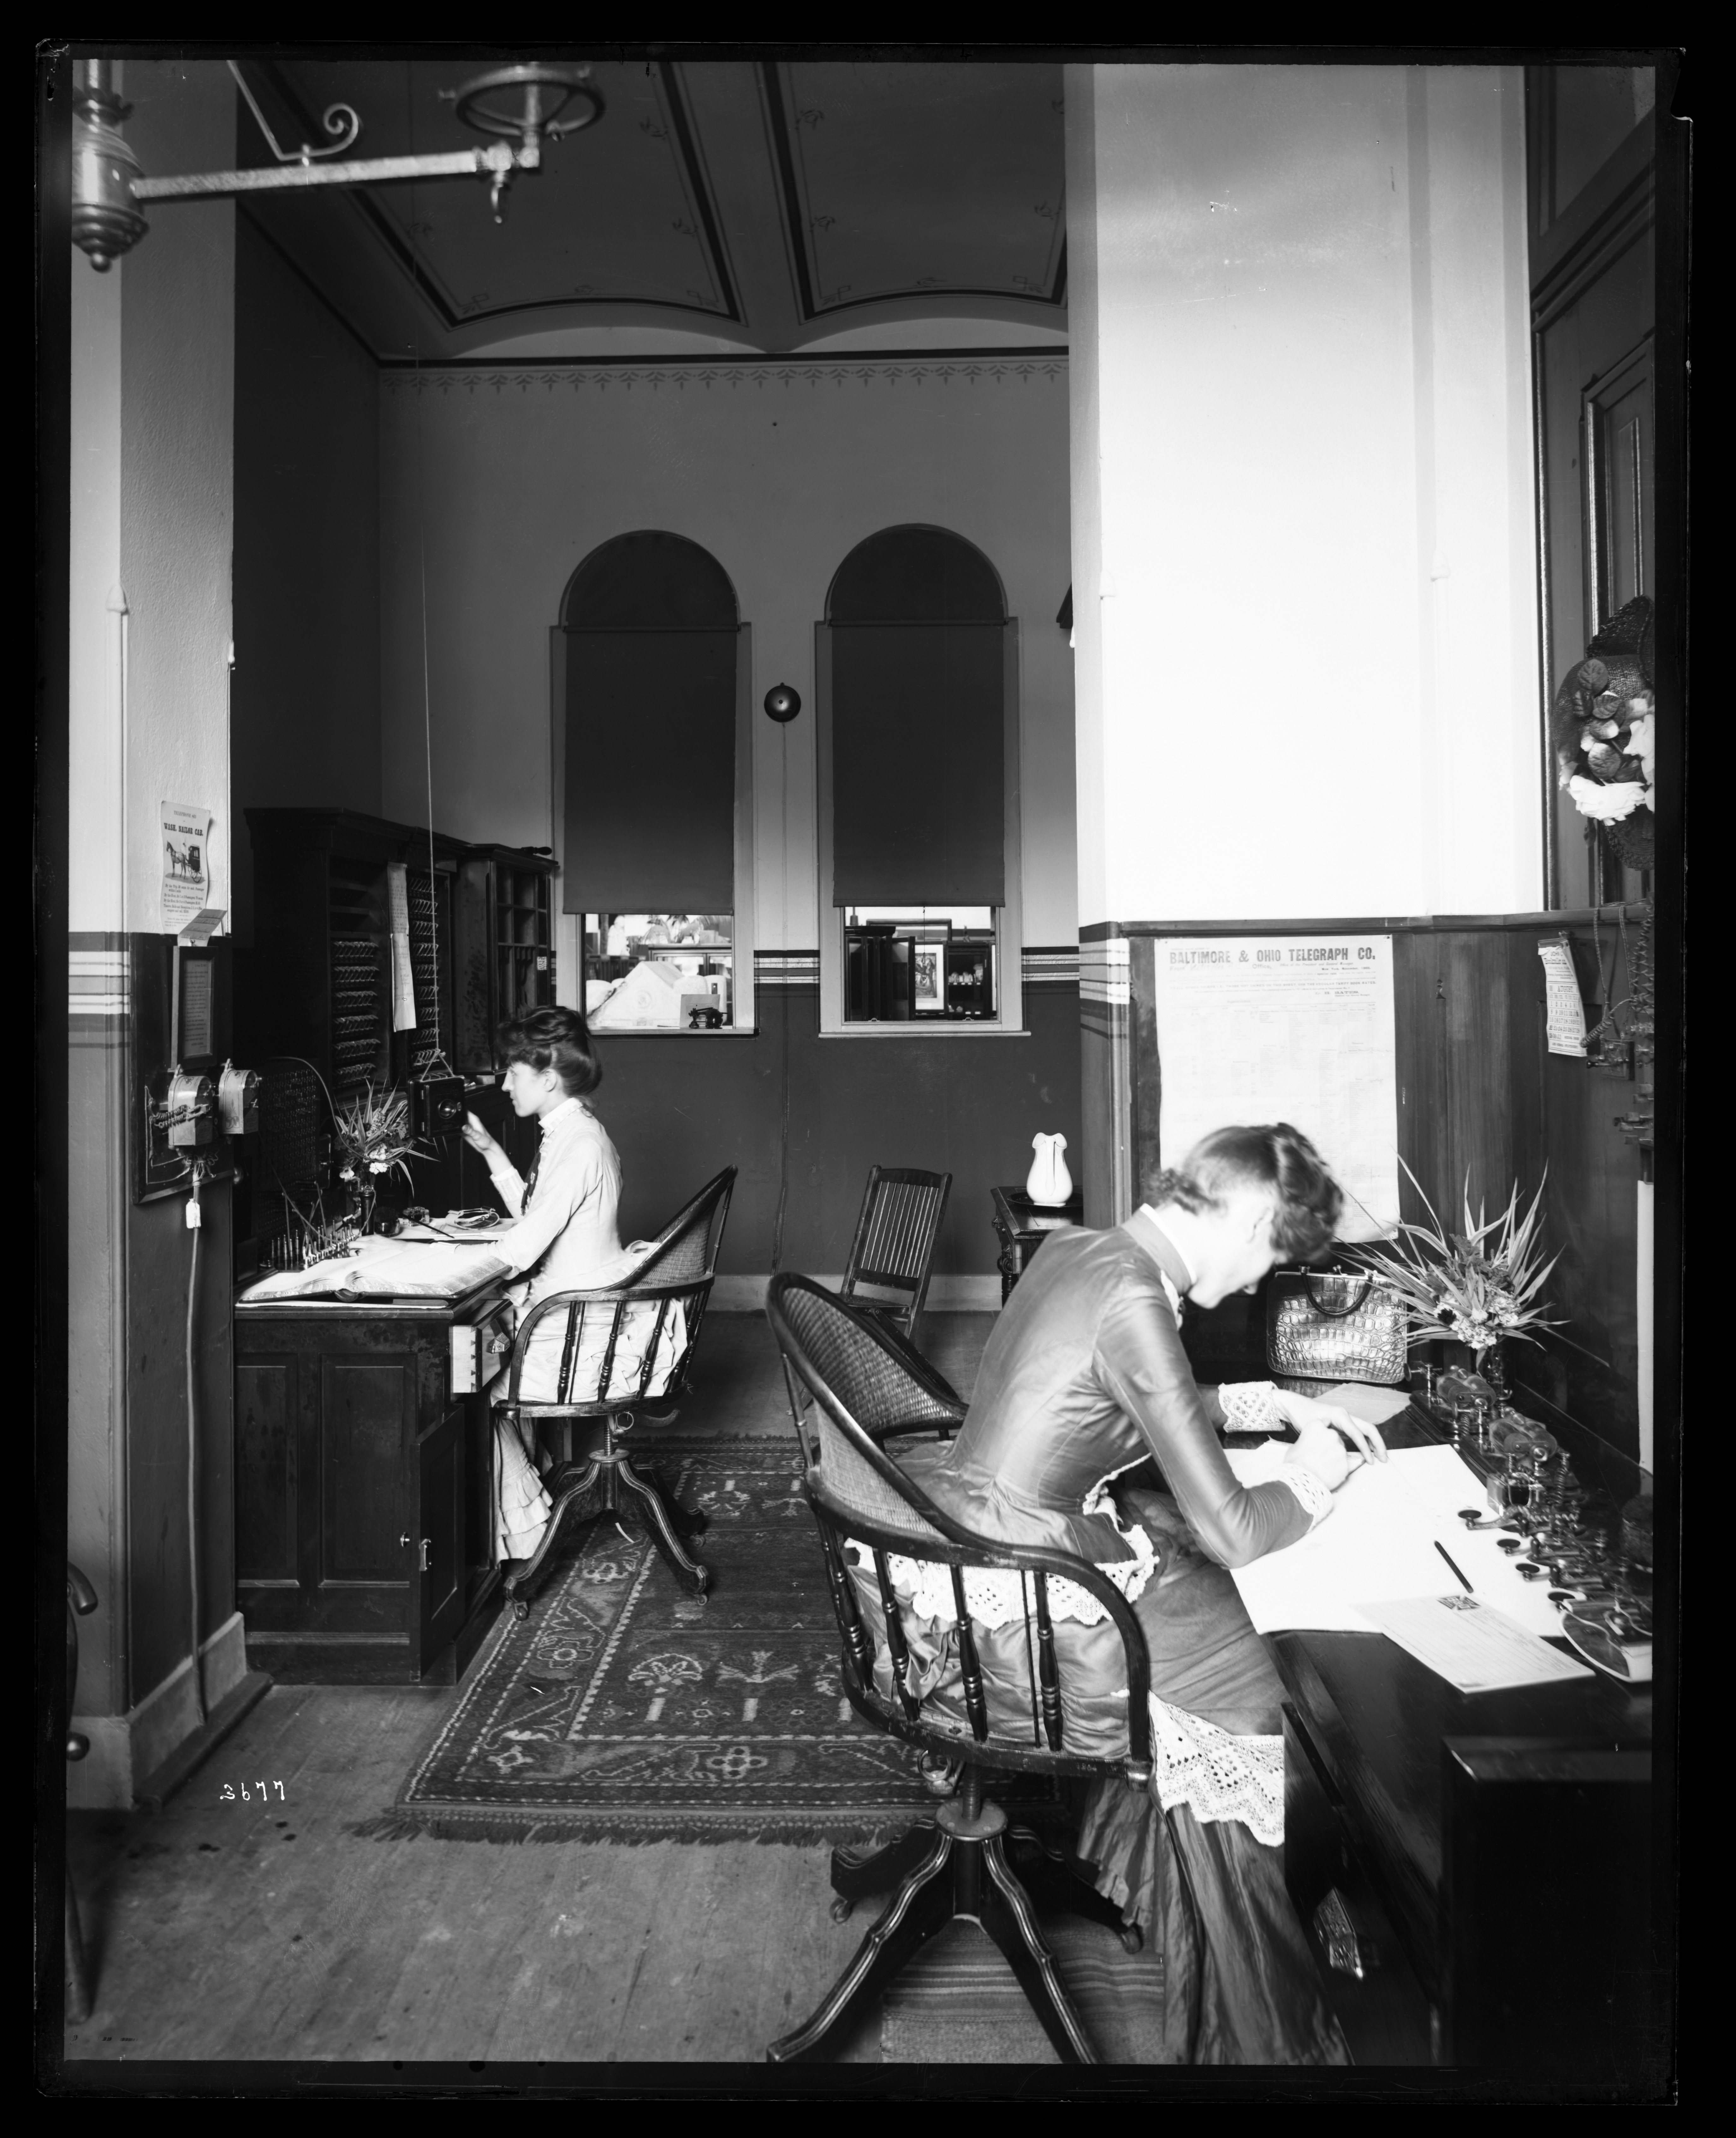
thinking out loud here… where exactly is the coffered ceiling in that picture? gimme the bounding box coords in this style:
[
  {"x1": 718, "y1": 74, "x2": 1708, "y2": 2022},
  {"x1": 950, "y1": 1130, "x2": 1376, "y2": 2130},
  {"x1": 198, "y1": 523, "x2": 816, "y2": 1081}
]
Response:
[{"x1": 235, "y1": 57, "x2": 1068, "y2": 359}]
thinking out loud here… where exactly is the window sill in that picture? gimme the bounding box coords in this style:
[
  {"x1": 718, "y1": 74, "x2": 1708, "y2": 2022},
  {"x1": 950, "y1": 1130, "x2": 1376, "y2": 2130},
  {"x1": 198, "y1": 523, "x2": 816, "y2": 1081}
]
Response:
[
  {"x1": 591, "y1": 1027, "x2": 758, "y2": 1038},
  {"x1": 820, "y1": 1024, "x2": 1031, "y2": 1040}
]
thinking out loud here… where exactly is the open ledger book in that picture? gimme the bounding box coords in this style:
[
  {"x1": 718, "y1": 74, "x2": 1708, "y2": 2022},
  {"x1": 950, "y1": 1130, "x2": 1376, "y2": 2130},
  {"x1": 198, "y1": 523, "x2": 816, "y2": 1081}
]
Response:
[
  {"x1": 1225, "y1": 1439, "x2": 1592, "y2": 1692},
  {"x1": 240, "y1": 1238, "x2": 511, "y2": 1303}
]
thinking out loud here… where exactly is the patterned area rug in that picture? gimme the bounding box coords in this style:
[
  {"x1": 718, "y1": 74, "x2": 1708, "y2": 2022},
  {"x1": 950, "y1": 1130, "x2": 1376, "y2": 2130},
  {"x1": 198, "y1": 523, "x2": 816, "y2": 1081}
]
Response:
[{"x1": 355, "y1": 1436, "x2": 1065, "y2": 1844}]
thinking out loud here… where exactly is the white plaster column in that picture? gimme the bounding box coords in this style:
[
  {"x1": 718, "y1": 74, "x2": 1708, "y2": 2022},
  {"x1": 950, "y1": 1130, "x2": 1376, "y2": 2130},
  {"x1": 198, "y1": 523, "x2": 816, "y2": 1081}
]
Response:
[
  {"x1": 1066, "y1": 62, "x2": 1539, "y2": 928},
  {"x1": 67, "y1": 58, "x2": 243, "y2": 1807}
]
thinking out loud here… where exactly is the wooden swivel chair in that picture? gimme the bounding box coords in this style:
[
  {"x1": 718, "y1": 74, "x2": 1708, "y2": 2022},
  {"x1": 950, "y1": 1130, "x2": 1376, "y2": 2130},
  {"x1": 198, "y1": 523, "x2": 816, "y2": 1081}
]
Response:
[
  {"x1": 838, "y1": 1166, "x2": 953, "y2": 1343},
  {"x1": 499, "y1": 1166, "x2": 735, "y2": 1609},
  {"x1": 764, "y1": 1273, "x2": 1177, "y2": 2066}
]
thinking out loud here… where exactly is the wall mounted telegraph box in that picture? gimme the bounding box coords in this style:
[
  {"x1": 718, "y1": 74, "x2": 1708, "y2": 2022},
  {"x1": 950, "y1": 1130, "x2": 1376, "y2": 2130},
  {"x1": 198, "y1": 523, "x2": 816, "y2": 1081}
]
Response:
[{"x1": 132, "y1": 933, "x2": 237, "y2": 1203}]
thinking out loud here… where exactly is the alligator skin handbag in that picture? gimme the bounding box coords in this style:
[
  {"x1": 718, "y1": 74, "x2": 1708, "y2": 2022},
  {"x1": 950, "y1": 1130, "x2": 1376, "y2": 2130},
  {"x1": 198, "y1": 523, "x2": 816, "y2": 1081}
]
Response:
[{"x1": 1265, "y1": 1268, "x2": 1409, "y2": 1385}]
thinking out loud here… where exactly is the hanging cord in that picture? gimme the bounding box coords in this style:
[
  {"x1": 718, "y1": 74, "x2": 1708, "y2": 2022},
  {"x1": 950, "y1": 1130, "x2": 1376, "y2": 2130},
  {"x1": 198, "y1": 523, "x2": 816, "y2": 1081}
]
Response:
[
  {"x1": 770, "y1": 722, "x2": 792, "y2": 1272},
  {"x1": 185, "y1": 1168, "x2": 206, "y2": 1726},
  {"x1": 406, "y1": 64, "x2": 450, "y2": 1083}
]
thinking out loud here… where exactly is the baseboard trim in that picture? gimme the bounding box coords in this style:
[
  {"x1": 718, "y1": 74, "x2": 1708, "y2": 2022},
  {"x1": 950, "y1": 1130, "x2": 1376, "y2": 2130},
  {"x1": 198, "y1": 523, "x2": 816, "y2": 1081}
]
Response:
[
  {"x1": 134, "y1": 1669, "x2": 274, "y2": 1811},
  {"x1": 68, "y1": 1611, "x2": 252, "y2": 1810},
  {"x1": 709, "y1": 1274, "x2": 1002, "y2": 1313}
]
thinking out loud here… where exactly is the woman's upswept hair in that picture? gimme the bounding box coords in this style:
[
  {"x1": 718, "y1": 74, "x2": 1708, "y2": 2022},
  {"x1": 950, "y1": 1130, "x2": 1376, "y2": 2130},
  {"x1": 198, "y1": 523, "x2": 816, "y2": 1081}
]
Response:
[
  {"x1": 497, "y1": 1004, "x2": 602, "y2": 1099},
  {"x1": 1150, "y1": 1122, "x2": 1341, "y2": 1263}
]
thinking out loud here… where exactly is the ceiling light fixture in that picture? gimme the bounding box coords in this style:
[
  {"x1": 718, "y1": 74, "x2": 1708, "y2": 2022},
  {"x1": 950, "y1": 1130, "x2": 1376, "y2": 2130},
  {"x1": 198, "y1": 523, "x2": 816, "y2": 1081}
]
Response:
[{"x1": 70, "y1": 57, "x2": 605, "y2": 272}]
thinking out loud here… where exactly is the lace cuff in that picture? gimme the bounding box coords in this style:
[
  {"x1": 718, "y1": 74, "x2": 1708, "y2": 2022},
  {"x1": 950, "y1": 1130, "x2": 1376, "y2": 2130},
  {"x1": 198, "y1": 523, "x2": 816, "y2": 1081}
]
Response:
[
  {"x1": 1149, "y1": 1699, "x2": 1284, "y2": 1847},
  {"x1": 1273, "y1": 1464, "x2": 1333, "y2": 1528},
  {"x1": 1218, "y1": 1379, "x2": 1281, "y2": 1433}
]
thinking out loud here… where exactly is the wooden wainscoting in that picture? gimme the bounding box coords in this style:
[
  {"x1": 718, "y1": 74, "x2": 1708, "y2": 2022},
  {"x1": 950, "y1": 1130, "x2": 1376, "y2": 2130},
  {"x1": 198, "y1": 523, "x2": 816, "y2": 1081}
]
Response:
[{"x1": 1091, "y1": 907, "x2": 1651, "y2": 1464}]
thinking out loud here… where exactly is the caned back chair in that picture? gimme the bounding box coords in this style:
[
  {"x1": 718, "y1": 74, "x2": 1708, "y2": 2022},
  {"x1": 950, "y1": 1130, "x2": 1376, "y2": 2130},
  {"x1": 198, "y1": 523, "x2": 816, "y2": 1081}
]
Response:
[
  {"x1": 498, "y1": 1166, "x2": 735, "y2": 1609},
  {"x1": 763, "y1": 1273, "x2": 1177, "y2": 2066},
  {"x1": 838, "y1": 1166, "x2": 952, "y2": 1341}
]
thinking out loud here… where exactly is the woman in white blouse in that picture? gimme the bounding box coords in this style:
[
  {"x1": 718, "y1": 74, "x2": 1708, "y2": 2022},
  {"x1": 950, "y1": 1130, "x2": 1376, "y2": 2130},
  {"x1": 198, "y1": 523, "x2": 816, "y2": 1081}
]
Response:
[{"x1": 461, "y1": 1006, "x2": 636, "y2": 1562}]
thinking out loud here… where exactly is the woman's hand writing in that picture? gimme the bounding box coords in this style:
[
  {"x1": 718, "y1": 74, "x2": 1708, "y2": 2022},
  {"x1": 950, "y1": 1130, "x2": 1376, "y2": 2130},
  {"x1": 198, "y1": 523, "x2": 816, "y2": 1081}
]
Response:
[
  {"x1": 1284, "y1": 1421, "x2": 1362, "y2": 1490},
  {"x1": 1274, "y1": 1388, "x2": 1388, "y2": 1489}
]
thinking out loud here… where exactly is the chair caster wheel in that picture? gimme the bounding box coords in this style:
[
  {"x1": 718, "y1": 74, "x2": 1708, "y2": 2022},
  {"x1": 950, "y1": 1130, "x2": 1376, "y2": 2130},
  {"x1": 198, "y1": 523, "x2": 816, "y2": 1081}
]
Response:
[
  {"x1": 512, "y1": 1599, "x2": 530, "y2": 1622},
  {"x1": 830, "y1": 1896, "x2": 854, "y2": 1923},
  {"x1": 1118, "y1": 1925, "x2": 1143, "y2": 1956}
]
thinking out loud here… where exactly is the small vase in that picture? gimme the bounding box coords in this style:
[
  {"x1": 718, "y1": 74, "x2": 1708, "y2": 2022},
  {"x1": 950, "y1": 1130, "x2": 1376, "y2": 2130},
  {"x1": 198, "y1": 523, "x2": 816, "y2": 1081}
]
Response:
[
  {"x1": 1026, "y1": 1132, "x2": 1073, "y2": 1208},
  {"x1": 351, "y1": 1181, "x2": 377, "y2": 1236},
  {"x1": 1481, "y1": 1342, "x2": 1511, "y2": 1402}
]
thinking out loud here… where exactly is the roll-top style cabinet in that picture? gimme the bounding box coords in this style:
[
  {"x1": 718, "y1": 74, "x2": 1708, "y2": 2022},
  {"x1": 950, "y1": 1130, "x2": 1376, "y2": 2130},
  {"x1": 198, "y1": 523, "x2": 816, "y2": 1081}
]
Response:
[
  {"x1": 453, "y1": 844, "x2": 559, "y2": 1072},
  {"x1": 242, "y1": 809, "x2": 558, "y2": 1089},
  {"x1": 234, "y1": 1281, "x2": 512, "y2": 1683}
]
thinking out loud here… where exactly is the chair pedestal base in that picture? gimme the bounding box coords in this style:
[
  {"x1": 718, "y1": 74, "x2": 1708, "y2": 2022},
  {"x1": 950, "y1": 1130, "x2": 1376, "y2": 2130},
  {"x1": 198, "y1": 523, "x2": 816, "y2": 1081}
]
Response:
[
  {"x1": 503, "y1": 1428, "x2": 709, "y2": 1614},
  {"x1": 768, "y1": 1785, "x2": 1136, "y2": 2064}
]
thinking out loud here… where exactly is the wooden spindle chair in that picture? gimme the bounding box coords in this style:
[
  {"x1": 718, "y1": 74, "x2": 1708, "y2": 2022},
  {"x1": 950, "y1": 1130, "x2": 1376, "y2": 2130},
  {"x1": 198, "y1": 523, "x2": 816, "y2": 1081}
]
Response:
[
  {"x1": 499, "y1": 1166, "x2": 735, "y2": 1609},
  {"x1": 838, "y1": 1166, "x2": 953, "y2": 1343},
  {"x1": 764, "y1": 1273, "x2": 1173, "y2": 2066}
]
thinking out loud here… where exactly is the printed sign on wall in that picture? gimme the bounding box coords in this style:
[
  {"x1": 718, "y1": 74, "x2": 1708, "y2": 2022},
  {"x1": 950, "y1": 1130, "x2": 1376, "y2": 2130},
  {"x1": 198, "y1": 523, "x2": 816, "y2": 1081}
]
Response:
[
  {"x1": 1151, "y1": 936, "x2": 1399, "y2": 1242},
  {"x1": 159, "y1": 801, "x2": 214, "y2": 932}
]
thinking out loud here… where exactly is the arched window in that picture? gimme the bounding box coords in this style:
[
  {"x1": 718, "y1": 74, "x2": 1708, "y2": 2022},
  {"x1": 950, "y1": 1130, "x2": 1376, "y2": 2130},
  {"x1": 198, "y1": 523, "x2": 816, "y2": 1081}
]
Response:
[
  {"x1": 556, "y1": 532, "x2": 752, "y2": 1032},
  {"x1": 818, "y1": 525, "x2": 1021, "y2": 1032}
]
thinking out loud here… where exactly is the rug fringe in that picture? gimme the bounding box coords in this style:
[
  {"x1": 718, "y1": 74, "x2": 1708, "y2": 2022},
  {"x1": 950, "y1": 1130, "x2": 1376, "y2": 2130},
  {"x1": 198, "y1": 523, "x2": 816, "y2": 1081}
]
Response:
[{"x1": 345, "y1": 1811, "x2": 930, "y2": 1847}]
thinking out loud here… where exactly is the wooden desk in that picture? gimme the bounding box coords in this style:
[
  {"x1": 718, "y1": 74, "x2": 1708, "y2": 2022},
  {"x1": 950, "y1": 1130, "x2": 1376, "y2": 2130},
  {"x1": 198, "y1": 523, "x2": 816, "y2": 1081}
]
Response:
[
  {"x1": 234, "y1": 1272, "x2": 512, "y2": 1684},
  {"x1": 1269, "y1": 1400, "x2": 1660, "y2": 2077},
  {"x1": 990, "y1": 1185, "x2": 1085, "y2": 1302}
]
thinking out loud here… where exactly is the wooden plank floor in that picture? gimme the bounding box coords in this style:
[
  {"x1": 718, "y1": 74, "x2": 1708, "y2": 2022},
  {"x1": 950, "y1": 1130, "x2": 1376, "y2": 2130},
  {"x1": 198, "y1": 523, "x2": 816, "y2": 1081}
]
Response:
[{"x1": 65, "y1": 1313, "x2": 995, "y2": 2067}]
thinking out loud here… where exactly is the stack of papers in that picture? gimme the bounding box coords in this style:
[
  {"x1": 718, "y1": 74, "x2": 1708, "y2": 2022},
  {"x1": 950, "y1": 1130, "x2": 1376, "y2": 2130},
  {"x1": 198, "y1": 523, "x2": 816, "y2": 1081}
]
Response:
[
  {"x1": 1227, "y1": 1442, "x2": 1582, "y2": 1647},
  {"x1": 1356, "y1": 1595, "x2": 1591, "y2": 1693}
]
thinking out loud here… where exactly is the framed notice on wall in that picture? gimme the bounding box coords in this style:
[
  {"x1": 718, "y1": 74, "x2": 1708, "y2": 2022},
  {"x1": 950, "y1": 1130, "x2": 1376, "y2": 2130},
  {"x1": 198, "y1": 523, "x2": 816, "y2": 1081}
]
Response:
[{"x1": 1151, "y1": 936, "x2": 1399, "y2": 1242}]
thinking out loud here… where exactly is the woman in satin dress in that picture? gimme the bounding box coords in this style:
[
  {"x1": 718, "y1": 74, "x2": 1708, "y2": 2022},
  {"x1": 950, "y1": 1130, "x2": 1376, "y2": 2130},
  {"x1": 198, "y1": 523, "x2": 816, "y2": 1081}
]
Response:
[{"x1": 912, "y1": 1123, "x2": 1387, "y2": 2064}]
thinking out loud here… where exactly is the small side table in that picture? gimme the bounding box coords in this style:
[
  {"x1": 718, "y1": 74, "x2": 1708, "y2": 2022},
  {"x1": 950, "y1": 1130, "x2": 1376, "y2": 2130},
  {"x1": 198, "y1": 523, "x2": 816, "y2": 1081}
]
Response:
[{"x1": 990, "y1": 1185, "x2": 1085, "y2": 1303}]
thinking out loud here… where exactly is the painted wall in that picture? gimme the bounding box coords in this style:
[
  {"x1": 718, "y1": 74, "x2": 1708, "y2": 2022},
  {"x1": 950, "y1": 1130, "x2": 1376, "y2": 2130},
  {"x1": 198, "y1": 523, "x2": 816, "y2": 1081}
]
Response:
[
  {"x1": 231, "y1": 215, "x2": 382, "y2": 948},
  {"x1": 68, "y1": 60, "x2": 243, "y2": 1799},
  {"x1": 376, "y1": 355, "x2": 1078, "y2": 951},
  {"x1": 1066, "y1": 63, "x2": 1539, "y2": 926},
  {"x1": 580, "y1": 976, "x2": 1081, "y2": 1286}
]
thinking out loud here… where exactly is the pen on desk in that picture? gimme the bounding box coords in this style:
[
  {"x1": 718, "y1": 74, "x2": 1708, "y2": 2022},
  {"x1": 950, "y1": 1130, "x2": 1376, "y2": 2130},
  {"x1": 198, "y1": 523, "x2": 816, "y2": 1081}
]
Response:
[{"x1": 1434, "y1": 1539, "x2": 1474, "y2": 1594}]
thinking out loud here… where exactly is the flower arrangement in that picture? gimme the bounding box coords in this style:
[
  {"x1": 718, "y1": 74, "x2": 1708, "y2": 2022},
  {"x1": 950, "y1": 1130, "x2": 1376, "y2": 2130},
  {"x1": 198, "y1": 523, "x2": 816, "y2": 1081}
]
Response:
[
  {"x1": 1348, "y1": 1160, "x2": 1563, "y2": 1360},
  {"x1": 331, "y1": 1081, "x2": 432, "y2": 1199},
  {"x1": 1550, "y1": 594, "x2": 1656, "y2": 870}
]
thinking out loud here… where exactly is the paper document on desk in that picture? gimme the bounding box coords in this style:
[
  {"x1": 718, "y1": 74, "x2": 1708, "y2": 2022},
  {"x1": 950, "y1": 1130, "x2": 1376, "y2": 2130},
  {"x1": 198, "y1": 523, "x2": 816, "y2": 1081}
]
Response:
[
  {"x1": 1310, "y1": 1383, "x2": 1414, "y2": 1427},
  {"x1": 1228, "y1": 1443, "x2": 1571, "y2": 1638},
  {"x1": 332, "y1": 1243, "x2": 511, "y2": 1298},
  {"x1": 241, "y1": 1241, "x2": 509, "y2": 1303},
  {"x1": 1355, "y1": 1595, "x2": 1592, "y2": 1693}
]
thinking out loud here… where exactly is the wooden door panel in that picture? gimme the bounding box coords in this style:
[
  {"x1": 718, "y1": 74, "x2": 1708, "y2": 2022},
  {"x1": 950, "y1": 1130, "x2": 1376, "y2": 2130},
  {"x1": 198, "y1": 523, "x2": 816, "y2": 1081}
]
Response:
[
  {"x1": 321, "y1": 1355, "x2": 412, "y2": 1583},
  {"x1": 235, "y1": 1355, "x2": 296, "y2": 1582},
  {"x1": 1583, "y1": 336, "x2": 1655, "y2": 635}
]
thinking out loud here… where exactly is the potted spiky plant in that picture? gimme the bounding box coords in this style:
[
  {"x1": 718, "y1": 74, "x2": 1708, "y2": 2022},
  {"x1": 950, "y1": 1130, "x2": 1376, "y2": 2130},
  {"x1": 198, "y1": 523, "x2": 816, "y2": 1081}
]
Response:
[
  {"x1": 331, "y1": 1081, "x2": 432, "y2": 1235},
  {"x1": 1349, "y1": 1160, "x2": 1564, "y2": 1399}
]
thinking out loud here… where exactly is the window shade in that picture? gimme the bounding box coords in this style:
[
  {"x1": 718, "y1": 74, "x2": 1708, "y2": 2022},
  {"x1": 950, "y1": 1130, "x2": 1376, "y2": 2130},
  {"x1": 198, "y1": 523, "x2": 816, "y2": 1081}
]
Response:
[
  {"x1": 831, "y1": 621, "x2": 1006, "y2": 907},
  {"x1": 563, "y1": 630, "x2": 737, "y2": 913}
]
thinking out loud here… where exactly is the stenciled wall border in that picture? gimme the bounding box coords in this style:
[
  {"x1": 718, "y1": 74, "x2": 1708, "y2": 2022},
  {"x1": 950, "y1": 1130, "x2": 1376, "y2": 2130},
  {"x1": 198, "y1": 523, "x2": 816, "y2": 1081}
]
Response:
[{"x1": 381, "y1": 354, "x2": 1068, "y2": 398}]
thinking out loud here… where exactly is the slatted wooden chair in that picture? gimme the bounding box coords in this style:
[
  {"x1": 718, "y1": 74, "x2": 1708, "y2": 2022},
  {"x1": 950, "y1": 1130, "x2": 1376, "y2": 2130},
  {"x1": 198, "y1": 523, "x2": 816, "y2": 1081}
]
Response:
[
  {"x1": 499, "y1": 1166, "x2": 735, "y2": 1608},
  {"x1": 764, "y1": 1273, "x2": 1172, "y2": 2066},
  {"x1": 838, "y1": 1165, "x2": 953, "y2": 1343}
]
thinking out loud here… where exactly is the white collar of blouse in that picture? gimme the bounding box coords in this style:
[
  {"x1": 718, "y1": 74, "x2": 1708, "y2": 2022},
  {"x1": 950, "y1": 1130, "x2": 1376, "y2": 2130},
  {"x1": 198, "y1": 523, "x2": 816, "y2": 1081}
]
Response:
[{"x1": 537, "y1": 1096, "x2": 586, "y2": 1139}]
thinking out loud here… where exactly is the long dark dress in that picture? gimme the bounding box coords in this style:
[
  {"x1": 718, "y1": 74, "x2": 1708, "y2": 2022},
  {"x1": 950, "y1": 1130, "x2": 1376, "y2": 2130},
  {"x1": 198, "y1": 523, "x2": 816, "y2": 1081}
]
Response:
[{"x1": 912, "y1": 1212, "x2": 1349, "y2": 2066}]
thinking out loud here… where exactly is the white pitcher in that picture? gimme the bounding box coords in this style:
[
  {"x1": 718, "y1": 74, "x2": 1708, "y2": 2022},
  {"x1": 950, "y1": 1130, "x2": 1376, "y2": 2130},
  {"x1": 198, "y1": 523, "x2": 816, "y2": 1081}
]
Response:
[{"x1": 1026, "y1": 1132, "x2": 1073, "y2": 1207}]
